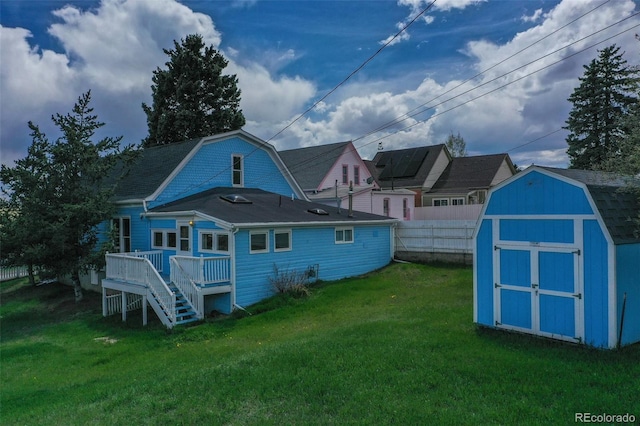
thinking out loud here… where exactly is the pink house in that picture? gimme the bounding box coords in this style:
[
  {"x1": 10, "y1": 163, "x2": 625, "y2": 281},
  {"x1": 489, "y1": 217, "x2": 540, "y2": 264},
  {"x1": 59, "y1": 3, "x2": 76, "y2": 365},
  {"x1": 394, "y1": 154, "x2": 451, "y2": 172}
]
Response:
[{"x1": 280, "y1": 142, "x2": 414, "y2": 220}]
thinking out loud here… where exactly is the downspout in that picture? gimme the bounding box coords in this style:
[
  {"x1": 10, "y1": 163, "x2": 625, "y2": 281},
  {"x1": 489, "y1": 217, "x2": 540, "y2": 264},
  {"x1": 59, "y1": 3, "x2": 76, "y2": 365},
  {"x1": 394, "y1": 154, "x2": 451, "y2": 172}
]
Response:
[{"x1": 230, "y1": 226, "x2": 240, "y2": 312}]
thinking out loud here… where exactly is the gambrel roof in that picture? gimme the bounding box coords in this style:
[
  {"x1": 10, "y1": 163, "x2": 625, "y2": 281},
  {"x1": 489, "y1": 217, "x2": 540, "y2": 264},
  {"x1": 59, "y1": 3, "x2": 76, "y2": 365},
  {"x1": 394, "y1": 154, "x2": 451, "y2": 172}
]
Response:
[{"x1": 539, "y1": 167, "x2": 640, "y2": 244}]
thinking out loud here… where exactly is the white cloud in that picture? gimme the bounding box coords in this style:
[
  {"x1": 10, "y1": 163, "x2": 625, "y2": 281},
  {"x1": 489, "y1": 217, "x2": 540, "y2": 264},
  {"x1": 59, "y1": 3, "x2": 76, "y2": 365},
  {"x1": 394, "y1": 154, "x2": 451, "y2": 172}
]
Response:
[{"x1": 522, "y1": 8, "x2": 544, "y2": 23}]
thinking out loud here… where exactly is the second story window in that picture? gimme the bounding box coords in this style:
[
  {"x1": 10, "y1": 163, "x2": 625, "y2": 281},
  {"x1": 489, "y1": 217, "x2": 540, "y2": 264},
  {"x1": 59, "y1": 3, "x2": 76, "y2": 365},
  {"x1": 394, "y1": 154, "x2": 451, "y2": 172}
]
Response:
[
  {"x1": 354, "y1": 166, "x2": 360, "y2": 185},
  {"x1": 383, "y1": 198, "x2": 390, "y2": 217},
  {"x1": 232, "y1": 154, "x2": 243, "y2": 187},
  {"x1": 342, "y1": 165, "x2": 348, "y2": 184}
]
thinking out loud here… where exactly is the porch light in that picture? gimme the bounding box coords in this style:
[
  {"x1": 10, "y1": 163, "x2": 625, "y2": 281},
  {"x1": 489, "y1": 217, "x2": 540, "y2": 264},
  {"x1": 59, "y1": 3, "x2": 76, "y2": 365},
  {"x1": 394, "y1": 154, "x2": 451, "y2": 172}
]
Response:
[{"x1": 189, "y1": 220, "x2": 194, "y2": 226}]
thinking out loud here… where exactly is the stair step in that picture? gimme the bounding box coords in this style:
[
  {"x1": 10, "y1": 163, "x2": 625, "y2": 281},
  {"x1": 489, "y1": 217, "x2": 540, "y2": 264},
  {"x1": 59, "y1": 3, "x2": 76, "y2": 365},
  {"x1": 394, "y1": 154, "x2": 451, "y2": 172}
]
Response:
[{"x1": 176, "y1": 317, "x2": 199, "y2": 325}]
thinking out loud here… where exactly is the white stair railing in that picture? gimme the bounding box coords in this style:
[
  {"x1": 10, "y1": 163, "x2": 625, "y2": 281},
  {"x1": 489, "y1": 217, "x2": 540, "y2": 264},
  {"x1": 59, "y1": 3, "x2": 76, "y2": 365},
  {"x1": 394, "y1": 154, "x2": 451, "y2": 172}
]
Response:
[
  {"x1": 106, "y1": 253, "x2": 176, "y2": 325},
  {"x1": 170, "y1": 257, "x2": 203, "y2": 319}
]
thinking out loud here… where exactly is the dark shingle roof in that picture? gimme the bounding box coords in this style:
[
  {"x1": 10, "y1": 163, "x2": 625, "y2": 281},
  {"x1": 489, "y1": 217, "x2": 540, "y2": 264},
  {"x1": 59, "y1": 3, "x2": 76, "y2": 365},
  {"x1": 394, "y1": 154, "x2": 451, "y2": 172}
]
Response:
[
  {"x1": 429, "y1": 154, "x2": 513, "y2": 194},
  {"x1": 368, "y1": 145, "x2": 447, "y2": 189},
  {"x1": 541, "y1": 167, "x2": 640, "y2": 244},
  {"x1": 279, "y1": 142, "x2": 350, "y2": 190},
  {"x1": 109, "y1": 139, "x2": 202, "y2": 201},
  {"x1": 149, "y1": 187, "x2": 395, "y2": 225}
]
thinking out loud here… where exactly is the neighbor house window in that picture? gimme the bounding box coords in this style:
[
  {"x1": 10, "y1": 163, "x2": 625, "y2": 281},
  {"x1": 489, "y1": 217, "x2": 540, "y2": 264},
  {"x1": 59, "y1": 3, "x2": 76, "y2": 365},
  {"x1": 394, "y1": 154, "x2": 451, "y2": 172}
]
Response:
[
  {"x1": 250, "y1": 231, "x2": 268, "y2": 253},
  {"x1": 274, "y1": 229, "x2": 292, "y2": 252},
  {"x1": 112, "y1": 217, "x2": 131, "y2": 253},
  {"x1": 354, "y1": 166, "x2": 360, "y2": 185},
  {"x1": 151, "y1": 230, "x2": 178, "y2": 249},
  {"x1": 383, "y1": 198, "x2": 390, "y2": 217},
  {"x1": 335, "y1": 227, "x2": 354, "y2": 244},
  {"x1": 452, "y1": 198, "x2": 465, "y2": 206},
  {"x1": 232, "y1": 154, "x2": 244, "y2": 187},
  {"x1": 200, "y1": 231, "x2": 230, "y2": 253},
  {"x1": 403, "y1": 198, "x2": 409, "y2": 220},
  {"x1": 433, "y1": 199, "x2": 449, "y2": 207},
  {"x1": 342, "y1": 165, "x2": 348, "y2": 184}
]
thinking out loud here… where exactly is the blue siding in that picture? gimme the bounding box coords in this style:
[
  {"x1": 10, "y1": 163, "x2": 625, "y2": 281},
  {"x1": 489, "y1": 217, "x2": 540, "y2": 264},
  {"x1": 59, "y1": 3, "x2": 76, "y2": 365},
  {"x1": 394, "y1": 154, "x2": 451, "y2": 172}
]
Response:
[
  {"x1": 500, "y1": 249, "x2": 530, "y2": 287},
  {"x1": 118, "y1": 206, "x2": 149, "y2": 252},
  {"x1": 500, "y1": 219, "x2": 574, "y2": 244},
  {"x1": 539, "y1": 294, "x2": 575, "y2": 337},
  {"x1": 486, "y1": 171, "x2": 593, "y2": 215},
  {"x1": 234, "y1": 225, "x2": 392, "y2": 307},
  {"x1": 616, "y1": 243, "x2": 640, "y2": 346},
  {"x1": 539, "y1": 252, "x2": 574, "y2": 292},
  {"x1": 500, "y1": 289, "x2": 531, "y2": 329},
  {"x1": 475, "y1": 219, "x2": 493, "y2": 326},
  {"x1": 583, "y1": 220, "x2": 609, "y2": 348},
  {"x1": 151, "y1": 137, "x2": 296, "y2": 207}
]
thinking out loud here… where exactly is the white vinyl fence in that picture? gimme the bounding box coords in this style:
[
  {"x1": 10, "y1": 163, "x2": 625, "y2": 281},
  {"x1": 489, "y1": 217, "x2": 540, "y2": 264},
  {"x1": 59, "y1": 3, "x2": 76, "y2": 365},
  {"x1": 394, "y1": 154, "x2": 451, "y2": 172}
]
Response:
[
  {"x1": 0, "y1": 265, "x2": 31, "y2": 282},
  {"x1": 394, "y1": 220, "x2": 476, "y2": 264}
]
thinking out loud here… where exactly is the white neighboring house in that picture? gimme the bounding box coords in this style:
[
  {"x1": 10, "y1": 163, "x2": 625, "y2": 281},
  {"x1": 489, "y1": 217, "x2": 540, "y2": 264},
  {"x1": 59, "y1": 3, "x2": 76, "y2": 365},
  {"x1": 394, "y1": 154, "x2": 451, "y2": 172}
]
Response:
[{"x1": 280, "y1": 141, "x2": 414, "y2": 220}]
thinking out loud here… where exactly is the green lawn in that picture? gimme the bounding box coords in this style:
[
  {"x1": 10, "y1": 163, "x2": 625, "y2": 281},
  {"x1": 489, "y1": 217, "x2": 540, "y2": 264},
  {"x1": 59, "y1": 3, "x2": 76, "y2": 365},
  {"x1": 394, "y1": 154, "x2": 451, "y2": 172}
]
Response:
[{"x1": 1, "y1": 263, "x2": 638, "y2": 425}]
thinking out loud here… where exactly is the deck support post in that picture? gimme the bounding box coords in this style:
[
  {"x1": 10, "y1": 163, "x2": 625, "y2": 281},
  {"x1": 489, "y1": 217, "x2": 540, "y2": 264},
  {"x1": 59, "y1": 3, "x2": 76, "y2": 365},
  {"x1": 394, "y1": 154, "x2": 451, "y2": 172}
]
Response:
[
  {"x1": 142, "y1": 294, "x2": 148, "y2": 326},
  {"x1": 121, "y1": 291, "x2": 127, "y2": 322},
  {"x1": 102, "y1": 287, "x2": 107, "y2": 317}
]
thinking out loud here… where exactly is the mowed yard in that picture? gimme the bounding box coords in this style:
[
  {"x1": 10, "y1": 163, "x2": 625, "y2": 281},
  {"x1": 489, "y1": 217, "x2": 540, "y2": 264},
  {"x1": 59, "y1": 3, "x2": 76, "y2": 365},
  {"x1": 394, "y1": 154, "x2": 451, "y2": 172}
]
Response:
[{"x1": 1, "y1": 262, "x2": 638, "y2": 425}]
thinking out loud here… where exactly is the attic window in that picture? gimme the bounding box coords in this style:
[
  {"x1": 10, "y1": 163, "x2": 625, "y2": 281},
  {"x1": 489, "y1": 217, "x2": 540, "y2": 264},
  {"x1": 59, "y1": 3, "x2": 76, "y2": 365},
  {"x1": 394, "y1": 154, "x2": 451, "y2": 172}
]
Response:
[
  {"x1": 220, "y1": 194, "x2": 252, "y2": 204},
  {"x1": 308, "y1": 208, "x2": 329, "y2": 215}
]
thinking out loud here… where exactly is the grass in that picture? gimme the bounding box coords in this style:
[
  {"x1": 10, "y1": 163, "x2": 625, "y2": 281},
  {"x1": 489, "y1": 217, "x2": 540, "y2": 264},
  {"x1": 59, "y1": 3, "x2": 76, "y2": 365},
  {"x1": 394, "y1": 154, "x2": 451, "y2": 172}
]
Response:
[{"x1": 1, "y1": 263, "x2": 639, "y2": 425}]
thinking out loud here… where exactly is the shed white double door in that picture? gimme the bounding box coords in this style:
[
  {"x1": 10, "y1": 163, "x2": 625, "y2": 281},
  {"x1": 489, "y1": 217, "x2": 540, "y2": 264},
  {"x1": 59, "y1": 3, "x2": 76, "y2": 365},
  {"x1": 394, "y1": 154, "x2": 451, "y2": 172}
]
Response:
[{"x1": 494, "y1": 245, "x2": 584, "y2": 343}]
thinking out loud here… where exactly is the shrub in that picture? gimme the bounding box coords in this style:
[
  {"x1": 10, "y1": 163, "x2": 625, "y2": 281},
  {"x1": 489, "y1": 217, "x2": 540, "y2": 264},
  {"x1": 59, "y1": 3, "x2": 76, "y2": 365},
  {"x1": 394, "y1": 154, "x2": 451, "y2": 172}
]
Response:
[{"x1": 268, "y1": 264, "x2": 310, "y2": 298}]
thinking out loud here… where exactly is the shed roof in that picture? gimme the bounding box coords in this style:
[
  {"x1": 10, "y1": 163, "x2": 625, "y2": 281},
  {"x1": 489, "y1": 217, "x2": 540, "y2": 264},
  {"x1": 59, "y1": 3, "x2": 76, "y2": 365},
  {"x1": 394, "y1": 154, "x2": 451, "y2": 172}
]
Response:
[
  {"x1": 429, "y1": 154, "x2": 513, "y2": 194},
  {"x1": 540, "y1": 167, "x2": 640, "y2": 244},
  {"x1": 279, "y1": 142, "x2": 351, "y2": 190},
  {"x1": 148, "y1": 187, "x2": 396, "y2": 226}
]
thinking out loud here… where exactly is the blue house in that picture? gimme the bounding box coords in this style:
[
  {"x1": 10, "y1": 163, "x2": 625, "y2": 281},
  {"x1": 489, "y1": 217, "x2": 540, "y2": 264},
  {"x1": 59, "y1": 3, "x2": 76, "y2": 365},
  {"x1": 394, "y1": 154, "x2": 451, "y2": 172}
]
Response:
[
  {"x1": 101, "y1": 130, "x2": 397, "y2": 328},
  {"x1": 474, "y1": 166, "x2": 640, "y2": 349}
]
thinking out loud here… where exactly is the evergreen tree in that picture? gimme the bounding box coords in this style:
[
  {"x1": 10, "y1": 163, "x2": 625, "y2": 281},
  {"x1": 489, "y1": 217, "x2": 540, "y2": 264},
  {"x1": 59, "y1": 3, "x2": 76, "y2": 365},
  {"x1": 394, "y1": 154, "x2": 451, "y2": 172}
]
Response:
[
  {"x1": 142, "y1": 34, "x2": 245, "y2": 147},
  {"x1": 0, "y1": 92, "x2": 137, "y2": 301},
  {"x1": 444, "y1": 131, "x2": 467, "y2": 157},
  {"x1": 565, "y1": 45, "x2": 639, "y2": 170}
]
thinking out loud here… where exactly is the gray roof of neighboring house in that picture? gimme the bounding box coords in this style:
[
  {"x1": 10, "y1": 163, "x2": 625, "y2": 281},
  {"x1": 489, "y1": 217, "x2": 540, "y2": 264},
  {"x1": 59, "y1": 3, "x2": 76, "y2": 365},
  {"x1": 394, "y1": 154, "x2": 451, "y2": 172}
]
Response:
[
  {"x1": 148, "y1": 187, "x2": 396, "y2": 225},
  {"x1": 429, "y1": 154, "x2": 514, "y2": 194},
  {"x1": 279, "y1": 142, "x2": 351, "y2": 191},
  {"x1": 366, "y1": 145, "x2": 447, "y2": 189},
  {"x1": 540, "y1": 167, "x2": 640, "y2": 244},
  {"x1": 107, "y1": 138, "x2": 202, "y2": 202}
]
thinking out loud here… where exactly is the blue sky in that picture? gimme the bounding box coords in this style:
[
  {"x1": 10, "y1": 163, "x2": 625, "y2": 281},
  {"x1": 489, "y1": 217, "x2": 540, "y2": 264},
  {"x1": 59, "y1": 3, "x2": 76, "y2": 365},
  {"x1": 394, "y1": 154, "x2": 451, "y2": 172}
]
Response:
[{"x1": 1, "y1": 0, "x2": 639, "y2": 168}]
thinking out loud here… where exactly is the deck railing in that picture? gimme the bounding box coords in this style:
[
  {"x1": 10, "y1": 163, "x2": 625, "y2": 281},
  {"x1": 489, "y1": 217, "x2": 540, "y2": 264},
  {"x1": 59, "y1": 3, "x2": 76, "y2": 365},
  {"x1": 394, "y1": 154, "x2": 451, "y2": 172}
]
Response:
[
  {"x1": 170, "y1": 258, "x2": 203, "y2": 319},
  {"x1": 171, "y1": 255, "x2": 231, "y2": 285},
  {"x1": 105, "y1": 253, "x2": 175, "y2": 323}
]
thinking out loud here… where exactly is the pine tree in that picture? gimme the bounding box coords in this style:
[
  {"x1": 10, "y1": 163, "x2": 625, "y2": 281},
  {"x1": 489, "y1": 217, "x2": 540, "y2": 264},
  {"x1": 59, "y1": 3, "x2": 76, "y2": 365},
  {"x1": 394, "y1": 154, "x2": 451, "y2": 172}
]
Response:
[
  {"x1": 142, "y1": 34, "x2": 245, "y2": 147},
  {"x1": 444, "y1": 131, "x2": 467, "y2": 157},
  {"x1": 565, "y1": 45, "x2": 639, "y2": 170}
]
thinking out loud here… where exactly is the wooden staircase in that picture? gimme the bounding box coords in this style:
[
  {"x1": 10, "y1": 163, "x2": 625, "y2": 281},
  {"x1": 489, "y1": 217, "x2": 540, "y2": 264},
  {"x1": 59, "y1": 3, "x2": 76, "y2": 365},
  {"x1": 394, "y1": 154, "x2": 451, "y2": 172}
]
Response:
[{"x1": 171, "y1": 285, "x2": 199, "y2": 325}]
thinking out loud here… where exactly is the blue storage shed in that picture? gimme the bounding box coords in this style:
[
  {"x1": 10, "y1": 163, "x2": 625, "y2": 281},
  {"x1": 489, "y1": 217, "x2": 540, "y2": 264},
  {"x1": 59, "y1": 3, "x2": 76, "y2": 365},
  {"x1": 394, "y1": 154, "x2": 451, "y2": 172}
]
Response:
[{"x1": 474, "y1": 166, "x2": 640, "y2": 349}]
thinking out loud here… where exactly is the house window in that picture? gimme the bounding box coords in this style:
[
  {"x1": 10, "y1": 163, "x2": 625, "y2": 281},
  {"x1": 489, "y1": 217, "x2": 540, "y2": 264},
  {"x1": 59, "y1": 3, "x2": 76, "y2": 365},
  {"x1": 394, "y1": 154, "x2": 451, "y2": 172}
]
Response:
[
  {"x1": 383, "y1": 198, "x2": 390, "y2": 217},
  {"x1": 354, "y1": 166, "x2": 360, "y2": 185},
  {"x1": 403, "y1": 198, "x2": 409, "y2": 220},
  {"x1": 433, "y1": 199, "x2": 449, "y2": 207},
  {"x1": 112, "y1": 217, "x2": 131, "y2": 253},
  {"x1": 151, "y1": 230, "x2": 178, "y2": 249},
  {"x1": 342, "y1": 165, "x2": 348, "y2": 184},
  {"x1": 232, "y1": 154, "x2": 244, "y2": 187},
  {"x1": 478, "y1": 190, "x2": 487, "y2": 204},
  {"x1": 250, "y1": 231, "x2": 268, "y2": 253},
  {"x1": 200, "y1": 231, "x2": 230, "y2": 253},
  {"x1": 452, "y1": 198, "x2": 465, "y2": 206},
  {"x1": 335, "y1": 227, "x2": 354, "y2": 244},
  {"x1": 274, "y1": 229, "x2": 292, "y2": 252},
  {"x1": 179, "y1": 225, "x2": 190, "y2": 252}
]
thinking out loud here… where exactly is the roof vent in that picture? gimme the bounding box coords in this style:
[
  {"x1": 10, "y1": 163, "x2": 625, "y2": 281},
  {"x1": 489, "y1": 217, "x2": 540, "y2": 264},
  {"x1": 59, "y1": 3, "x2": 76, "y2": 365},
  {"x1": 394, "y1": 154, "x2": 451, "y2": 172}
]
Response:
[
  {"x1": 220, "y1": 194, "x2": 252, "y2": 204},
  {"x1": 308, "y1": 208, "x2": 329, "y2": 215}
]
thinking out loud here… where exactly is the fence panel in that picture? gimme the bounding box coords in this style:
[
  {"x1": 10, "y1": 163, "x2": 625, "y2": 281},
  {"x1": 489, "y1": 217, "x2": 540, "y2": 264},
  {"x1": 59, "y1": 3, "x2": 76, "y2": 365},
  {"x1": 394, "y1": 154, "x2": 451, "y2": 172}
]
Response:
[
  {"x1": 0, "y1": 266, "x2": 30, "y2": 282},
  {"x1": 395, "y1": 220, "x2": 476, "y2": 254}
]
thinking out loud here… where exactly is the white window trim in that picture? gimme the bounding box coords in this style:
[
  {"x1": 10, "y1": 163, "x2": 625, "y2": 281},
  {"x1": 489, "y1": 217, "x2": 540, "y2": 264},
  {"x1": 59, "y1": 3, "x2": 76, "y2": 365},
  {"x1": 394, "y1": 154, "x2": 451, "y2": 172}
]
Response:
[
  {"x1": 335, "y1": 226, "x2": 354, "y2": 244},
  {"x1": 433, "y1": 198, "x2": 449, "y2": 207},
  {"x1": 342, "y1": 164, "x2": 349, "y2": 185},
  {"x1": 112, "y1": 216, "x2": 131, "y2": 253},
  {"x1": 451, "y1": 198, "x2": 465, "y2": 206},
  {"x1": 354, "y1": 165, "x2": 360, "y2": 186},
  {"x1": 199, "y1": 230, "x2": 230, "y2": 254},
  {"x1": 232, "y1": 154, "x2": 244, "y2": 187},
  {"x1": 250, "y1": 230, "x2": 269, "y2": 254},
  {"x1": 274, "y1": 229, "x2": 292, "y2": 252},
  {"x1": 151, "y1": 229, "x2": 178, "y2": 250}
]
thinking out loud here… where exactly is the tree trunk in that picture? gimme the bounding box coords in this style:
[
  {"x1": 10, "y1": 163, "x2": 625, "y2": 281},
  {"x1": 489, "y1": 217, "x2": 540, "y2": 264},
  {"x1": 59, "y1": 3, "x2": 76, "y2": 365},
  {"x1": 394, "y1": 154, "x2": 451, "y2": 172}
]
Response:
[
  {"x1": 28, "y1": 263, "x2": 36, "y2": 286},
  {"x1": 72, "y1": 269, "x2": 83, "y2": 302}
]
